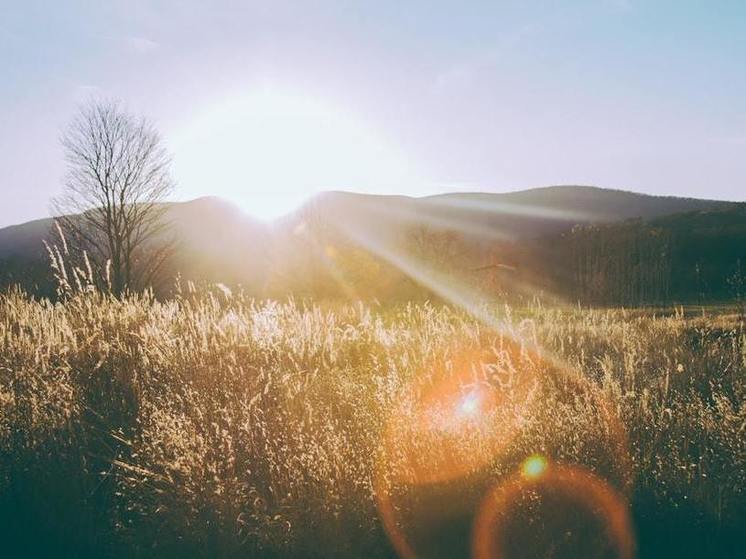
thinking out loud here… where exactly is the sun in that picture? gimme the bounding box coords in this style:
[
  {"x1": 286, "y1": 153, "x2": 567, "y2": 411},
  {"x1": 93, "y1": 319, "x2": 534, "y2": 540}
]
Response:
[{"x1": 171, "y1": 87, "x2": 421, "y2": 220}]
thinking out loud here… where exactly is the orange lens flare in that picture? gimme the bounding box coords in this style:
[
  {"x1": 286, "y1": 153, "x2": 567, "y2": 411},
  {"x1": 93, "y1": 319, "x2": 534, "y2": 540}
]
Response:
[
  {"x1": 380, "y1": 348, "x2": 539, "y2": 487},
  {"x1": 374, "y1": 344, "x2": 541, "y2": 559},
  {"x1": 473, "y1": 464, "x2": 635, "y2": 559},
  {"x1": 374, "y1": 339, "x2": 635, "y2": 559}
]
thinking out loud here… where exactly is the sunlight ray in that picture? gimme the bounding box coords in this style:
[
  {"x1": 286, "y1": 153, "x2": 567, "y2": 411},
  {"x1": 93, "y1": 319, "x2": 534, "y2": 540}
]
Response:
[
  {"x1": 423, "y1": 195, "x2": 597, "y2": 222},
  {"x1": 331, "y1": 211, "x2": 572, "y2": 317},
  {"x1": 363, "y1": 199, "x2": 515, "y2": 242}
]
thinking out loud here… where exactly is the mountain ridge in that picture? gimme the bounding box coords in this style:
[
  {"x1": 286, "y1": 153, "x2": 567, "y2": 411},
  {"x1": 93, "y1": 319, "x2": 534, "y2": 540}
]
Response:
[{"x1": 1, "y1": 185, "x2": 742, "y2": 301}]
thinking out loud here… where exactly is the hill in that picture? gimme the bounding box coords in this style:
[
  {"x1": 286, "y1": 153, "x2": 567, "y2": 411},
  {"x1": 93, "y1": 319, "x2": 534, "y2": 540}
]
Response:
[
  {"x1": 0, "y1": 197, "x2": 271, "y2": 296},
  {"x1": 0, "y1": 185, "x2": 741, "y2": 302},
  {"x1": 291, "y1": 185, "x2": 733, "y2": 242}
]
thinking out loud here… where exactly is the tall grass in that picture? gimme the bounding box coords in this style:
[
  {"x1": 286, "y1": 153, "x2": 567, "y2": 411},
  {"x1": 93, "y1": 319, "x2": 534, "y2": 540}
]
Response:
[{"x1": 0, "y1": 287, "x2": 743, "y2": 558}]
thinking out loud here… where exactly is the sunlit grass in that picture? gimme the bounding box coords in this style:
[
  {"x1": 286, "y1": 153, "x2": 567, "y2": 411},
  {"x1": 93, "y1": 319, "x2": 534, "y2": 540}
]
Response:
[{"x1": 0, "y1": 287, "x2": 743, "y2": 557}]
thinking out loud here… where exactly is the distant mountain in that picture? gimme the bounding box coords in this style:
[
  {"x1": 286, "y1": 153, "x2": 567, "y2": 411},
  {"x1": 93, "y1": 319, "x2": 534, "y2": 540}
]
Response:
[
  {"x1": 427, "y1": 185, "x2": 733, "y2": 224},
  {"x1": 0, "y1": 216, "x2": 58, "y2": 260},
  {"x1": 0, "y1": 196, "x2": 268, "y2": 258},
  {"x1": 0, "y1": 185, "x2": 740, "y2": 301},
  {"x1": 0, "y1": 197, "x2": 272, "y2": 294},
  {"x1": 297, "y1": 186, "x2": 734, "y2": 241}
]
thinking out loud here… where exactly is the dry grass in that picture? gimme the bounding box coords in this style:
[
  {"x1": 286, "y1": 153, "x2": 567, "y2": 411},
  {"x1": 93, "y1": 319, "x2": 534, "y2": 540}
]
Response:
[{"x1": 0, "y1": 286, "x2": 744, "y2": 558}]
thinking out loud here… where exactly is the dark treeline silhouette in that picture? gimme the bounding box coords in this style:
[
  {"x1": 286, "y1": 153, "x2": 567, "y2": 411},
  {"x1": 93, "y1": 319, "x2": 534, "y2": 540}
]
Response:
[{"x1": 540, "y1": 208, "x2": 746, "y2": 305}]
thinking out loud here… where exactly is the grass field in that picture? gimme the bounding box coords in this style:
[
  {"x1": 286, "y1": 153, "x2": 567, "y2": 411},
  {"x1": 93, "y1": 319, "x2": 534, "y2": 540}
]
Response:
[{"x1": 1, "y1": 286, "x2": 744, "y2": 558}]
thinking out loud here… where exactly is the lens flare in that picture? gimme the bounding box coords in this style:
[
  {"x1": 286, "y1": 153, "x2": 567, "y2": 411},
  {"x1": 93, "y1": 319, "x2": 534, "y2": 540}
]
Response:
[
  {"x1": 374, "y1": 343, "x2": 543, "y2": 559},
  {"x1": 457, "y1": 391, "x2": 481, "y2": 418},
  {"x1": 379, "y1": 347, "x2": 539, "y2": 487},
  {"x1": 521, "y1": 454, "x2": 548, "y2": 479},
  {"x1": 473, "y1": 464, "x2": 635, "y2": 559},
  {"x1": 373, "y1": 338, "x2": 634, "y2": 558}
]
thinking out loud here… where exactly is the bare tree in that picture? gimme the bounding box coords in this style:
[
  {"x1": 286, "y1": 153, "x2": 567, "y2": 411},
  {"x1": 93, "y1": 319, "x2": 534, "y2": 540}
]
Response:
[{"x1": 53, "y1": 100, "x2": 175, "y2": 295}]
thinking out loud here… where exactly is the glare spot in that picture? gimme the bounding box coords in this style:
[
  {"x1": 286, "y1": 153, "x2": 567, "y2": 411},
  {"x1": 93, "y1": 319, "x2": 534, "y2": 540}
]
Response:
[
  {"x1": 457, "y1": 391, "x2": 480, "y2": 418},
  {"x1": 522, "y1": 454, "x2": 548, "y2": 479},
  {"x1": 172, "y1": 88, "x2": 424, "y2": 220}
]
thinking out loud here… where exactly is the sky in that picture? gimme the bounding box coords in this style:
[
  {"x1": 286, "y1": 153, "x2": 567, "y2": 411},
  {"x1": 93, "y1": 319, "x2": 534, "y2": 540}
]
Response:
[{"x1": 1, "y1": 0, "x2": 745, "y2": 226}]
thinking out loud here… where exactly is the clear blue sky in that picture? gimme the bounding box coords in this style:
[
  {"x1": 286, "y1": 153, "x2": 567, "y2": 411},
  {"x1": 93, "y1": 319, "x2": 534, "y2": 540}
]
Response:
[{"x1": 1, "y1": 0, "x2": 745, "y2": 225}]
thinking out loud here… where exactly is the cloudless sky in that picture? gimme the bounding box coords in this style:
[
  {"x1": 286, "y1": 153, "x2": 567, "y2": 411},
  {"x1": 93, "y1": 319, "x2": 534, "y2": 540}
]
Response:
[{"x1": 1, "y1": 0, "x2": 745, "y2": 225}]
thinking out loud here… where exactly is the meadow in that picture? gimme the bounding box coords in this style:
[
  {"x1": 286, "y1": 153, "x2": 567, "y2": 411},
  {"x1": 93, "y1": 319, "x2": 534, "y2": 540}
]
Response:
[{"x1": 0, "y1": 285, "x2": 743, "y2": 558}]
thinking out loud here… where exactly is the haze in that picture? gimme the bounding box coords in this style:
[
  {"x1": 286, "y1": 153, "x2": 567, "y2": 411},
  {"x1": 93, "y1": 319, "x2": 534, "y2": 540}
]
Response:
[{"x1": 2, "y1": 0, "x2": 746, "y2": 226}]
